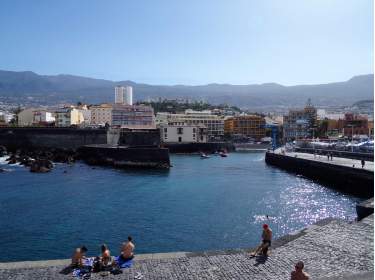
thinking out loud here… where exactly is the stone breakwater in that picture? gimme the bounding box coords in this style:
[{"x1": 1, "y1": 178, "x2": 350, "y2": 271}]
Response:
[
  {"x1": 0, "y1": 215, "x2": 372, "y2": 279},
  {"x1": 265, "y1": 150, "x2": 374, "y2": 198}
]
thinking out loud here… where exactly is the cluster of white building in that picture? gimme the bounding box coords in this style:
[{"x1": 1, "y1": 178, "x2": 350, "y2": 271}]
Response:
[
  {"x1": 14, "y1": 86, "x2": 241, "y2": 144},
  {"x1": 0, "y1": 111, "x2": 14, "y2": 124},
  {"x1": 155, "y1": 110, "x2": 225, "y2": 143},
  {"x1": 16, "y1": 86, "x2": 155, "y2": 129}
]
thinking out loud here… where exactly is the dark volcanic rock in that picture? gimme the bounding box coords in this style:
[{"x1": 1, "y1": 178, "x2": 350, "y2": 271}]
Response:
[
  {"x1": 30, "y1": 159, "x2": 53, "y2": 173},
  {"x1": 19, "y1": 156, "x2": 34, "y2": 167},
  {"x1": 0, "y1": 145, "x2": 6, "y2": 156},
  {"x1": 6, "y1": 148, "x2": 78, "y2": 166},
  {"x1": 6, "y1": 155, "x2": 18, "y2": 164}
]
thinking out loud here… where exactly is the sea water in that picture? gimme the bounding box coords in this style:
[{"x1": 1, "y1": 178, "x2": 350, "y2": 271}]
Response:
[{"x1": 0, "y1": 152, "x2": 360, "y2": 262}]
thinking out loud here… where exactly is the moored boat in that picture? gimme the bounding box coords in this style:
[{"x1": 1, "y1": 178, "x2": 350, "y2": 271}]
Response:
[{"x1": 200, "y1": 152, "x2": 210, "y2": 159}]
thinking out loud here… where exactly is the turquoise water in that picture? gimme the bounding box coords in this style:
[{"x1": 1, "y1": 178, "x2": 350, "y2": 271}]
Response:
[{"x1": 0, "y1": 152, "x2": 360, "y2": 262}]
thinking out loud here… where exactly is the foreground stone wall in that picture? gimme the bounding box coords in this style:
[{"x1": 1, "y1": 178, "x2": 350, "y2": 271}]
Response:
[{"x1": 0, "y1": 215, "x2": 372, "y2": 279}]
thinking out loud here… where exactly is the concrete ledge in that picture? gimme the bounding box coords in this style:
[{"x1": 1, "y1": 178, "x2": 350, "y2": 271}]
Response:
[
  {"x1": 0, "y1": 252, "x2": 191, "y2": 270},
  {"x1": 0, "y1": 259, "x2": 70, "y2": 270},
  {"x1": 316, "y1": 271, "x2": 374, "y2": 280}
]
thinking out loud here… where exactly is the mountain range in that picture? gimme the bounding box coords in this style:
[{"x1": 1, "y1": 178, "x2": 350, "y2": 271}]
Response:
[{"x1": 0, "y1": 70, "x2": 373, "y2": 110}]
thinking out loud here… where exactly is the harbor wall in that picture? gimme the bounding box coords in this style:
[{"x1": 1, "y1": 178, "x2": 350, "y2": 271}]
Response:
[
  {"x1": 0, "y1": 127, "x2": 107, "y2": 151},
  {"x1": 0, "y1": 128, "x2": 162, "y2": 151},
  {"x1": 119, "y1": 129, "x2": 161, "y2": 146},
  {"x1": 77, "y1": 145, "x2": 170, "y2": 168},
  {"x1": 265, "y1": 152, "x2": 374, "y2": 198},
  {"x1": 163, "y1": 142, "x2": 234, "y2": 153}
]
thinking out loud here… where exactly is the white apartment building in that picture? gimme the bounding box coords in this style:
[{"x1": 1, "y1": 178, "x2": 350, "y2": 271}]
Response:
[
  {"x1": 112, "y1": 104, "x2": 155, "y2": 128},
  {"x1": 90, "y1": 104, "x2": 112, "y2": 125},
  {"x1": 33, "y1": 110, "x2": 55, "y2": 124},
  {"x1": 55, "y1": 107, "x2": 85, "y2": 127},
  {"x1": 0, "y1": 112, "x2": 14, "y2": 123},
  {"x1": 115, "y1": 86, "x2": 133, "y2": 105},
  {"x1": 156, "y1": 110, "x2": 224, "y2": 140},
  {"x1": 160, "y1": 122, "x2": 207, "y2": 143}
]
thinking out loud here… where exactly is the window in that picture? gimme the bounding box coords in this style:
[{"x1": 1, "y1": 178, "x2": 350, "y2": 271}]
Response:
[
  {"x1": 177, "y1": 127, "x2": 183, "y2": 134},
  {"x1": 164, "y1": 128, "x2": 167, "y2": 133},
  {"x1": 178, "y1": 137, "x2": 182, "y2": 142}
]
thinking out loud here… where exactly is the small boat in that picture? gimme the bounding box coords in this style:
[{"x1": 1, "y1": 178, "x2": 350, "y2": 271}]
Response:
[
  {"x1": 200, "y1": 152, "x2": 210, "y2": 159},
  {"x1": 219, "y1": 152, "x2": 228, "y2": 157}
]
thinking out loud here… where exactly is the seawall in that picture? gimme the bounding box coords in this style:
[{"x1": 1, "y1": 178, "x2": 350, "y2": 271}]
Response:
[
  {"x1": 77, "y1": 144, "x2": 170, "y2": 168},
  {"x1": 0, "y1": 127, "x2": 107, "y2": 151},
  {"x1": 163, "y1": 142, "x2": 234, "y2": 153},
  {"x1": 265, "y1": 151, "x2": 374, "y2": 198}
]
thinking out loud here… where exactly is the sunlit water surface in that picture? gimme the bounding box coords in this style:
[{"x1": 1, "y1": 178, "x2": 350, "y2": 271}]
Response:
[{"x1": 0, "y1": 152, "x2": 361, "y2": 262}]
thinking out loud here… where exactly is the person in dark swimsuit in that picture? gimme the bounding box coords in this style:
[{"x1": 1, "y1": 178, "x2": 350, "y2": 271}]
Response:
[{"x1": 251, "y1": 224, "x2": 272, "y2": 256}]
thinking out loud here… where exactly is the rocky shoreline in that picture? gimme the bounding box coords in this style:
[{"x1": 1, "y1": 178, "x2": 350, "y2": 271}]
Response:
[{"x1": 0, "y1": 145, "x2": 77, "y2": 173}]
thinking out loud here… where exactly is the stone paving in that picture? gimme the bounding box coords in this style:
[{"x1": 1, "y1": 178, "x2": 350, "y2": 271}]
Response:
[
  {"x1": 0, "y1": 215, "x2": 373, "y2": 279},
  {"x1": 278, "y1": 149, "x2": 374, "y2": 172}
]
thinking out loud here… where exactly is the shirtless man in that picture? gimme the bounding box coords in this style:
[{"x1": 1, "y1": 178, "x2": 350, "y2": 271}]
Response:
[
  {"x1": 71, "y1": 246, "x2": 88, "y2": 267},
  {"x1": 251, "y1": 224, "x2": 272, "y2": 256},
  {"x1": 291, "y1": 261, "x2": 310, "y2": 280},
  {"x1": 120, "y1": 236, "x2": 135, "y2": 261}
]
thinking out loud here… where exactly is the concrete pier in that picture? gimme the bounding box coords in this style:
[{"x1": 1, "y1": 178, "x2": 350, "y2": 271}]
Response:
[
  {"x1": 0, "y1": 215, "x2": 372, "y2": 279},
  {"x1": 265, "y1": 149, "x2": 374, "y2": 198}
]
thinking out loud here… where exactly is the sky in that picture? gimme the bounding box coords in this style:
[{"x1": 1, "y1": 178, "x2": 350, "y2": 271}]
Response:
[{"x1": 0, "y1": 0, "x2": 373, "y2": 85}]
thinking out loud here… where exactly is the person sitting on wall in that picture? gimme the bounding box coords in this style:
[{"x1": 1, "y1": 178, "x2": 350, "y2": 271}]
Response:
[
  {"x1": 120, "y1": 236, "x2": 135, "y2": 261},
  {"x1": 93, "y1": 244, "x2": 113, "y2": 273},
  {"x1": 291, "y1": 261, "x2": 310, "y2": 280},
  {"x1": 100, "y1": 244, "x2": 113, "y2": 267},
  {"x1": 251, "y1": 224, "x2": 272, "y2": 256},
  {"x1": 71, "y1": 246, "x2": 88, "y2": 268}
]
